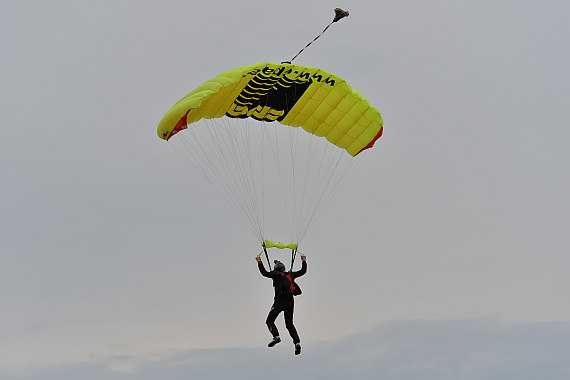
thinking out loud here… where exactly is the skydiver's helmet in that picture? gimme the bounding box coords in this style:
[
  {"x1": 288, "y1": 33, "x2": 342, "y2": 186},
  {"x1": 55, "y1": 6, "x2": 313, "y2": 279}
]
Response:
[{"x1": 274, "y1": 260, "x2": 285, "y2": 272}]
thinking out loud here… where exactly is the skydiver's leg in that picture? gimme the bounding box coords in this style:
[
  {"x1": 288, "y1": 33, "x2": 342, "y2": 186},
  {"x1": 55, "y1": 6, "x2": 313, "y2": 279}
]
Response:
[
  {"x1": 284, "y1": 303, "x2": 300, "y2": 344},
  {"x1": 266, "y1": 303, "x2": 282, "y2": 338}
]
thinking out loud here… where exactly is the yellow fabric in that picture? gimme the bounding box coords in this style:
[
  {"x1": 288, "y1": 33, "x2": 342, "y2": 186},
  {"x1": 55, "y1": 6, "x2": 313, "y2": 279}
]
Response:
[
  {"x1": 263, "y1": 240, "x2": 298, "y2": 250},
  {"x1": 157, "y1": 62, "x2": 383, "y2": 156}
]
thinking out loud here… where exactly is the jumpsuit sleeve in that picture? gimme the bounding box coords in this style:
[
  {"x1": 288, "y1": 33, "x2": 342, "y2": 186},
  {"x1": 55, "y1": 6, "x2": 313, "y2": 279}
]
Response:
[
  {"x1": 258, "y1": 261, "x2": 274, "y2": 278},
  {"x1": 291, "y1": 261, "x2": 307, "y2": 279}
]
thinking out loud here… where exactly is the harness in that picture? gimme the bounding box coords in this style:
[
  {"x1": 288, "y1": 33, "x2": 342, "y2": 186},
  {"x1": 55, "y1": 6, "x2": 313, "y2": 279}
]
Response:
[{"x1": 279, "y1": 272, "x2": 296, "y2": 295}]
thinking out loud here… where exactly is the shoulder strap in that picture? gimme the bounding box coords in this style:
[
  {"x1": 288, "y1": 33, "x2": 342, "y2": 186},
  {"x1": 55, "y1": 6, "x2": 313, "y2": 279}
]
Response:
[{"x1": 281, "y1": 272, "x2": 296, "y2": 295}]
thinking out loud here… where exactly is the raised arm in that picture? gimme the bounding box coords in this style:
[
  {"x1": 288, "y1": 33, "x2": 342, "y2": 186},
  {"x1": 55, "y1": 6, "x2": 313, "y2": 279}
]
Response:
[
  {"x1": 291, "y1": 253, "x2": 307, "y2": 278},
  {"x1": 256, "y1": 252, "x2": 273, "y2": 278}
]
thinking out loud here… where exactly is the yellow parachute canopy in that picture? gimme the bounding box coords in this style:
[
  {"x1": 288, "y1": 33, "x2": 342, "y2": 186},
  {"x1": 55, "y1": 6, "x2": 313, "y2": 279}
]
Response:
[{"x1": 157, "y1": 62, "x2": 383, "y2": 156}]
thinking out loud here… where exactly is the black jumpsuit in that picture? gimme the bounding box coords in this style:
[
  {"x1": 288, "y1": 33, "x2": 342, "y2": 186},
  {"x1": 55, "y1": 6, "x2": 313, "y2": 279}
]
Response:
[{"x1": 258, "y1": 261, "x2": 307, "y2": 344}]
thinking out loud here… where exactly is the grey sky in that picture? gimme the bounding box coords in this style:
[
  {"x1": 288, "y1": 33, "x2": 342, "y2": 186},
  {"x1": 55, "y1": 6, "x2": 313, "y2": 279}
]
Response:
[
  {"x1": 1, "y1": 0, "x2": 569, "y2": 377},
  {"x1": 3, "y1": 320, "x2": 570, "y2": 379}
]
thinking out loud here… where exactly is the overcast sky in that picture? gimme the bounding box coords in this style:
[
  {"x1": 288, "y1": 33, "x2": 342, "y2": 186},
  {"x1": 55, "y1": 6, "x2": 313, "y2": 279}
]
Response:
[{"x1": 1, "y1": 0, "x2": 569, "y2": 378}]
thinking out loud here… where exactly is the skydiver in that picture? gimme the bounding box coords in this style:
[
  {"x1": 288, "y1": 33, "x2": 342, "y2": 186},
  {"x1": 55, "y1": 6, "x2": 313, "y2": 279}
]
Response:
[{"x1": 256, "y1": 252, "x2": 307, "y2": 355}]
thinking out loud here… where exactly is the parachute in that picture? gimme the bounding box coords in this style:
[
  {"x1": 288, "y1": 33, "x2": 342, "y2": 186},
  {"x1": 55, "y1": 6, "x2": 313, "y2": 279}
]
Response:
[
  {"x1": 157, "y1": 62, "x2": 383, "y2": 250},
  {"x1": 158, "y1": 63, "x2": 383, "y2": 156}
]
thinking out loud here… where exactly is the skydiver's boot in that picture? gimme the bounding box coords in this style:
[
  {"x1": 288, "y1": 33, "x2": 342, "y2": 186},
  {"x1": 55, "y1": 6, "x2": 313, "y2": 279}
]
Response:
[
  {"x1": 268, "y1": 336, "x2": 281, "y2": 347},
  {"x1": 295, "y1": 343, "x2": 301, "y2": 355}
]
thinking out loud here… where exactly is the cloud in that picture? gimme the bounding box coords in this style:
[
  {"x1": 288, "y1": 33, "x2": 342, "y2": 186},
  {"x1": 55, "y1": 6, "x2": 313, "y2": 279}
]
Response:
[{"x1": 3, "y1": 319, "x2": 569, "y2": 380}]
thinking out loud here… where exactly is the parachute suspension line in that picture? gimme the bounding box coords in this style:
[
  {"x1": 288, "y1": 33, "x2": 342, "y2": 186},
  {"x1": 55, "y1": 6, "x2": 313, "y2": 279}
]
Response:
[
  {"x1": 286, "y1": 8, "x2": 349, "y2": 63},
  {"x1": 173, "y1": 120, "x2": 265, "y2": 241},
  {"x1": 289, "y1": 87, "x2": 299, "y2": 242},
  {"x1": 289, "y1": 125, "x2": 298, "y2": 242},
  {"x1": 238, "y1": 119, "x2": 264, "y2": 237},
  {"x1": 289, "y1": 133, "x2": 307, "y2": 241},
  {"x1": 262, "y1": 242, "x2": 272, "y2": 271},
  {"x1": 260, "y1": 123, "x2": 266, "y2": 241},
  {"x1": 240, "y1": 120, "x2": 266, "y2": 239},
  {"x1": 282, "y1": 88, "x2": 297, "y2": 242},
  {"x1": 290, "y1": 248, "x2": 297, "y2": 271},
  {"x1": 198, "y1": 125, "x2": 262, "y2": 239},
  {"x1": 296, "y1": 132, "x2": 313, "y2": 241},
  {"x1": 202, "y1": 119, "x2": 262, "y2": 239},
  {"x1": 295, "y1": 132, "x2": 320, "y2": 242},
  {"x1": 300, "y1": 131, "x2": 332, "y2": 241},
  {"x1": 262, "y1": 121, "x2": 294, "y2": 240},
  {"x1": 297, "y1": 142, "x2": 339, "y2": 243},
  {"x1": 326, "y1": 151, "x2": 365, "y2": 206},
  {"x1": 298, "y1": 146, "x2": 360, "y2": 244},
  {"x1": 240, "y1": 120, "x2": 264, "y2": 238},
  {"x1": 308, "y1": 153, "x2": 362, "y2": 243},
  {"x1": 168, "y1": 135, "x2": 254, "y2": 235},
  {"x1": 298, "y1": 154, "x2": 342, "y2": 243},
  {"x1": 169, "y1": 118, "x2": 364, "y2": 246}
]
